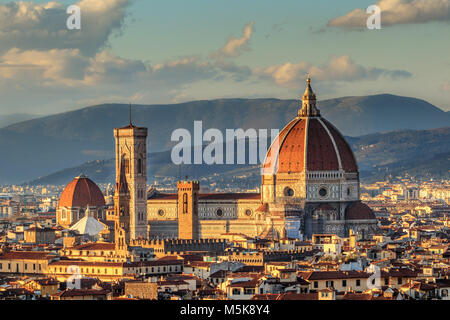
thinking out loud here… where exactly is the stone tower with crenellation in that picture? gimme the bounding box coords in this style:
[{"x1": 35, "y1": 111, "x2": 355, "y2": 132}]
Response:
[
  {"x1": 177, "y1": 181, "x2": 199, "y2": 240},
  {"x1": 113, "y1": 110, "x2": 148, "y2": 242}
]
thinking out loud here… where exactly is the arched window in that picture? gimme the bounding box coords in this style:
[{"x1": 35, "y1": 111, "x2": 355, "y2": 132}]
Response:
[
  {"x1": 182, "y1": 193, "x2": 188, "y2": 214},
  {"x1": 137, "y1": 158, "x2": 143, "y2": 174}
]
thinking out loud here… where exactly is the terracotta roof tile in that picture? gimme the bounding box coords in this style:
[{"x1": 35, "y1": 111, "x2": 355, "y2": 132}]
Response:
[
  {"x1": 263, "y1": 117, "x2": 358, "y2": 174},
  {"x1": 0, "y1": 251, "x2": 54, "y2": 260},
  {"x1": 322, "y1": 119, "x2": 358, "y2": 173}
]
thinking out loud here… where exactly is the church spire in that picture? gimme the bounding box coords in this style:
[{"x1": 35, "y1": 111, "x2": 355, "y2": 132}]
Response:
[
  {"x1": 128, "y1": 103, "x2": 134, "y2": 127},
  {"x1": 298, "y1": 75, "x2": 320, "y2": 117}
]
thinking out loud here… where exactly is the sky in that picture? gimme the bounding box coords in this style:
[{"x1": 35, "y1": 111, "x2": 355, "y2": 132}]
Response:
[{"x1": 0, "y1": 0, "x2": 449, "y2": 116}]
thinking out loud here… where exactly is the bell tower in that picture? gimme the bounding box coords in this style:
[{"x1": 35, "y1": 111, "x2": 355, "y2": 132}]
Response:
[
  {"x1": 113, "y1": 105, "x2": 148, "y2": 241},
  {"x1": 177, "y1": 180, "x2": 199, "y2": 240}
]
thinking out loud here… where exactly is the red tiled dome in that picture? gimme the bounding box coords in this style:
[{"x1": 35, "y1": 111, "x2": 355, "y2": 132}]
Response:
[
  {"x1": 58, "y1": 175, "x2": 105, "y2": 208},
  {"x1": 263, "y1": 117, "x2": 358, "y2": 174},
  {"x1": 345, "y1": 201, "x2": 376, "y2": 220}
]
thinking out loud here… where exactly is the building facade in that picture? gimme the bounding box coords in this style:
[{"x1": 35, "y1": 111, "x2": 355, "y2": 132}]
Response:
[{"x1": 145, "y1": 78, "x2": 378, "y2": 239}]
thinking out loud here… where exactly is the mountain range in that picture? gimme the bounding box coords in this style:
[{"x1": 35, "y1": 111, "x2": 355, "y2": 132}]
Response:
[
  {"x1": 0, "y1": 113, "x2": 41, "y2": 129},
  {"x1": 26, "y1": 127, "x2": 450, "y2": 188},
  {"x1": 1, "y1": 94, "x2": 449, "y2": 185}
]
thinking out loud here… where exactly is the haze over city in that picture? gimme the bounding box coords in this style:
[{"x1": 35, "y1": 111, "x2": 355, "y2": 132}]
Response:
[{"x1": 0, "y1": 0, "x2": 449, "y2": 309}]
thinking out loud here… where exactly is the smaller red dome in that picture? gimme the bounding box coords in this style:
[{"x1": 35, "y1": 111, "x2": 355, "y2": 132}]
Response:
[
  {"x1": 345, "y1": 202, "x2": 376, "y2": 220},
  {"x1": 59, "y1": 175, "x2": 105, "y2": 208}
]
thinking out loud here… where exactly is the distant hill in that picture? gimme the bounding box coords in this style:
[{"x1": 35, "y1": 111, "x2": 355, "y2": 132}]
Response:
[
  {"x1": 318, "y1": 94, "x2": 449, "y2": 136},
  {"x1": 352, "y1": 127, "x2": 450, "y2": 182},
  {"x1": 1, "y1": 94, "x2": 449, "y2": 184},
  {"x1": 363, "y1": 152, "x2": 450, "y2": 182},
  {"x1": 26, "y1": 127, "x2": 450, "y2": 188},
  {"x1": 26, "y1": 145, "x2": 259, "y2": 188},
  {"x1": 0, "y1": 113, "x2": 41, "y2": 129},
  {"x1": 351, "y1": 127, "x2": 450, "y2": 169}
]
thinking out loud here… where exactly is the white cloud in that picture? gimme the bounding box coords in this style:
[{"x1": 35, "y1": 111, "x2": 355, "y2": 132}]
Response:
[
  {"x1": 0, "y1": 0, "x2": 231, "y2": 108},
  {"x1": 0, "y1": 0, "x2": 131, "y2": 56},
  {"x1": 0, "y1": 48, "x2": 89, "y2": 87},
  {"x1": 150, "y1": 56, "x2": 219, "y2": 85},
  {"x1": 85, "y1": 50, "x2": 147, "y2": 84},
  {"x1": 210, "y1": 21, "x2": 255, "y2": 59},
  {"x1": 328, "y1": 0, "x2": 450, "y2": 28},
  {"x1": 0, "y1": 47, "x2": 413, "y2": 111},
  {"x1": 0, "y1": 13, "x2": 256, "y2": 104},
  {"x1": 0, "y1": 13, "x2": 419, "y2": 113},
  {"x1": 0, "y1": 48, "x2": 221, "y2": 89},
  {"x1": 255, "y1": 55, "x2": 412, "y2": 88},
  {"x1": 213, "y1": 60, "x2": 252, "y2": 82}
]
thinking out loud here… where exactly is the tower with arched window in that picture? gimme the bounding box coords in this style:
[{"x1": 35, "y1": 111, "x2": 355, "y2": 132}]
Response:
[
  {"x1": 113, "y1": 113, "x2": 148, "y2": 241},
  {"x1": 177, "y1": 180, "x2": 199, "y2": 240}
]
